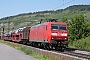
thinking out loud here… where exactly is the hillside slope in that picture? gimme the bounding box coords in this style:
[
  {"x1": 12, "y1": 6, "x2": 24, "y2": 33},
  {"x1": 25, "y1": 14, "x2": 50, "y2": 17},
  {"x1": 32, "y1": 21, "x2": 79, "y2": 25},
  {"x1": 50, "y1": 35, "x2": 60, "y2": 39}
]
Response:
[{"x1": 0, "y1": 5, "x2": 90, "y2": 32}]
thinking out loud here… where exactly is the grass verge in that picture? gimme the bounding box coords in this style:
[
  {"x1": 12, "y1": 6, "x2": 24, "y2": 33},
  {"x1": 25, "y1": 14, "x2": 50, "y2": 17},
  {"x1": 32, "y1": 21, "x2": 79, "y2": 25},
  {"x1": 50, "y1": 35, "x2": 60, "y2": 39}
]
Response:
[{"x1": 0, "y1": 40, "x2": 55, "y2": 60}]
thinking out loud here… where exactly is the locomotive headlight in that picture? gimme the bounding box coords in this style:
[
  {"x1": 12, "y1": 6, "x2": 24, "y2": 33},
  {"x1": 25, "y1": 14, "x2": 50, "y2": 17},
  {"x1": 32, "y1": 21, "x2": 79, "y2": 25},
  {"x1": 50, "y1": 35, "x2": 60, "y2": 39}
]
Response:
[
  {"x1": 61, "y1": 34, "x2": 67, "y2": 36},
  {"x1": 65, "y1": 38, "x2": 67, "y2": 40},
  {"x1": 51, "y1": 33, "x2": 58, "y2": 36},
  {"x1": 52, "y1": 38, "x2": 54, "y2": 39}
]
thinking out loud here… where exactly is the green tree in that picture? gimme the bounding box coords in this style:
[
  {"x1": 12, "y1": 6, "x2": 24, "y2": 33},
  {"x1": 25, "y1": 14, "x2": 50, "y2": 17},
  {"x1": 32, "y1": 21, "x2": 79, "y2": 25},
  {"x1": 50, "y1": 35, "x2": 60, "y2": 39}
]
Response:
[
  {"x1": 62, "y1": 16, "x2": 68, "y2": 23},
  {"x1": 69, "y1": 14, "x2": 90, "y2": 41}
]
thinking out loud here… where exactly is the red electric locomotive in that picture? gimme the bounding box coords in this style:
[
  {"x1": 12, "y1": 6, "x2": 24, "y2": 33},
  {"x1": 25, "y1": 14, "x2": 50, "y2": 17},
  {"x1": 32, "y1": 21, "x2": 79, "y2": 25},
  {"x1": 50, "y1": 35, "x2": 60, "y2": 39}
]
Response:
[{"x1": 29, "y1": 19, "x2": 68, "y2": 49}]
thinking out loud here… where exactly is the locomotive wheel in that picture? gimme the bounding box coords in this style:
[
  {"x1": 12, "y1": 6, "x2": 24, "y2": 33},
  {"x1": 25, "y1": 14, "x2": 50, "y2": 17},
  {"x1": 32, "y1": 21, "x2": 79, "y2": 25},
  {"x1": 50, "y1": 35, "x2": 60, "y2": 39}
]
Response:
[
  {"x1": 43, "y1": 43, "x2": 48, "y2": 50},
  {"x1": 43, "y1": 44, "x2": 47, "y2": 50},
  {"x1": 49, "y1": 44, "x2": 53, "y2": 50},
  {"x1": 43, "y1": 43, "x2": 53, "y2": 50},
  {"x1": 38, "y1": 43, "x2": 43, "y2": 48},
  {"x1": 34, "y1": 42, "x2": 38, "y2": 47}
]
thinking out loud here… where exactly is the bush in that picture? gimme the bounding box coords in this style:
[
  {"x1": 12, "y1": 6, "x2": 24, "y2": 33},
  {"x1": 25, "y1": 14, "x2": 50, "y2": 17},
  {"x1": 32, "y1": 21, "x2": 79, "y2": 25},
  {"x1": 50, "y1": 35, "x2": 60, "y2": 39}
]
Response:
[
  {"x1": 69, "y1": 14, "x2": 90, "y2": 41},
  {"x1": 70, "y1": 36, "x2": 90, "y2": 50}
]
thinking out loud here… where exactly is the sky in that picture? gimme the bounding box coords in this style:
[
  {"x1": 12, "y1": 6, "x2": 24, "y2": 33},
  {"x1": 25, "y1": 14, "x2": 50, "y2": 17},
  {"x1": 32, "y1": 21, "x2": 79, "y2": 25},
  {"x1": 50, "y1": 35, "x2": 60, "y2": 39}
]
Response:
[{"x1": 0, "y1": 0, "x2": 90, "y2": 19}]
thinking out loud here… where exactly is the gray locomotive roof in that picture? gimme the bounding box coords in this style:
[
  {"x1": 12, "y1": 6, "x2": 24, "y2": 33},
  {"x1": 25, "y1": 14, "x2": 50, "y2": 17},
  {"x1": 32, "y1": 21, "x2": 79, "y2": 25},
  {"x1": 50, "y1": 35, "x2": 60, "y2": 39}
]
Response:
[{"x1": 31, "y1": 22, "x2": 46, "y2": 28}]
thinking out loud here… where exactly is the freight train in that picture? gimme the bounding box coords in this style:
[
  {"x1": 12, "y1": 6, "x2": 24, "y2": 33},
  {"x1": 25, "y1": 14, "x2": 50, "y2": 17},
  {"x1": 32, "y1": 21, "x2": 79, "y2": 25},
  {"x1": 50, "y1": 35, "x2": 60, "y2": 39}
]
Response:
[{"x1": 1, "y1": 19, "x2": 68, "y2": 50}]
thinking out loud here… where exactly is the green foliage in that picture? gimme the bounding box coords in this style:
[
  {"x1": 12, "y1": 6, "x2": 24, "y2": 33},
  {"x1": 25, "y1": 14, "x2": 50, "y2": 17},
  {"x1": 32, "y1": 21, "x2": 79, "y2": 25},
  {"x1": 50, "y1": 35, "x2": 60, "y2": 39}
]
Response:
[
  {"x1": 65, "y1": 5, "x2": 90, "y2": 12},
  {"x1": 61, "y1": 16, "x2": 68, "y2": 23},
  {"x1": 69, "y1": 14, "x2": 90, "y2": 41},
  {"x1": 69, "y1": 36, "x2": 90, "y2": 50}
]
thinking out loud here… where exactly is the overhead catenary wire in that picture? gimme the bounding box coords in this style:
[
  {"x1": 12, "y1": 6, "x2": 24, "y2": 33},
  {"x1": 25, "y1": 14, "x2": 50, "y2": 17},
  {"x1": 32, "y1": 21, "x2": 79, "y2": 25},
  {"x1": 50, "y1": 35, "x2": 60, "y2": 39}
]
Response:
[{"x1": 54, "y1": 0, "x2": 75, "y2": 10}]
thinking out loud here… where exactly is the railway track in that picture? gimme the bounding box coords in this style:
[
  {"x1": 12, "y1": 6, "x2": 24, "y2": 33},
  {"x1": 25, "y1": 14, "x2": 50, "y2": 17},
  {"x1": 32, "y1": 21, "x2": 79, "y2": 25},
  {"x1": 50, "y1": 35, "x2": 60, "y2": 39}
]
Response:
[
  {"x1": 2, "y1": 40, "x2": 90, "y2": 60},
  {"x1": 52, "y1": 48, "x2": 90, "y2": 60},
  {"x1": 62, "y1": 51, "x2": 90, "y2": 59},
  {"x1": 61, "y1": 48, "x2": 90, "y2": 59},
  {"x1": 64, "y1": 47, "x2": 90, "y2": 55}
]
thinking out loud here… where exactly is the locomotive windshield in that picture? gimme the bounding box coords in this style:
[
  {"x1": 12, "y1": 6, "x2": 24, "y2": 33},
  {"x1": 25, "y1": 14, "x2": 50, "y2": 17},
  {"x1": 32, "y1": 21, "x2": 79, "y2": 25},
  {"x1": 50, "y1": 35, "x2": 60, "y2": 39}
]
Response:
[
  {"x1": 59, "y1": 25, "x2": 66, "y2": 30},
  {"x1": 51, "y1": 24, "x2": 58, "y2": 30},
  {"x1": 51, "y1": 24, "x2": 66, "y2": 30}
]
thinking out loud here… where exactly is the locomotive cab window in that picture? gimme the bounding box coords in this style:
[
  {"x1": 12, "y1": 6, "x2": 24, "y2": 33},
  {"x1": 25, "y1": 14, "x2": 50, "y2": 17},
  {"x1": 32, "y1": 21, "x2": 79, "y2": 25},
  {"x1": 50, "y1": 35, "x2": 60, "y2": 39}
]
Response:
[
  {"x1": 59, "y1": 25, "x2": 66, "y2": 30},
  {"x1": 51, "y1": 24, "x2": 58, "y2": 30}
]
